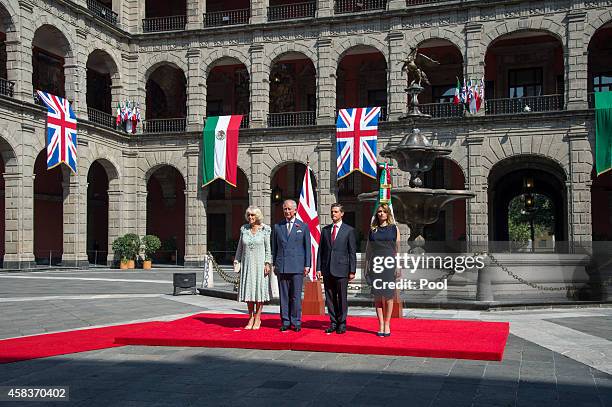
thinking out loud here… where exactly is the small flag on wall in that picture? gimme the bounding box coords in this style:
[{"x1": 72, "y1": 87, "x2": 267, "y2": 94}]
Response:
[
  {"x1": 202, "y1": 115, "x2": 243, "y2": 187},
  {"x1": 36, "y1": 91, "x2": 78, "y2": 174}
]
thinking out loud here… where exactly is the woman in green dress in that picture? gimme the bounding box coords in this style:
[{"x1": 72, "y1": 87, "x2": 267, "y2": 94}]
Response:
[{"x1": 234, "y1": 206, "x2": 272, "y2": 329}]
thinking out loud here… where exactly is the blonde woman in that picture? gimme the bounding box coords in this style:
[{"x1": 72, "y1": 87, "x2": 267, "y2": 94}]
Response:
[
  {"x1": 366, "y1": 203, "x2": 401, "y2": 336},
  {"x1": 234, "y1": 206, "x2": 272, "y2": 329}
]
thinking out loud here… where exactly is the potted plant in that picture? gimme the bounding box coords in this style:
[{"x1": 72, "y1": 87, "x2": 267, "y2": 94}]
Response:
[
  {"x1": 111, "y1": 235, "x2": 129, "y2": 269},
  {"x1": 123, "y1": 233, "x2": 140, "y2": 269},
  {"x1": 141, "y1": 235, "x2": 161, "y2": 270}
]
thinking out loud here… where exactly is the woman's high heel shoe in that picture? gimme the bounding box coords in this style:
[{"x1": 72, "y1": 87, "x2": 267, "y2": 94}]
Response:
[
  {"x1": 252, "y1": 318, "x2": 261, "y2": 330},
  {"x1": 245, "y1": 317, "x2": 255, "y2": 330}
]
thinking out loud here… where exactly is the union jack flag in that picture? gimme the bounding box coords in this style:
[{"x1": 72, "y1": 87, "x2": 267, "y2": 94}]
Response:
[
  {"x1": 296, "y1": 165, "x2": 320, "y2": 281},
  {"x1": 37, "y1": 91, "x2": 78, "y2": 174},
  {"x1": 336, "y1": 107, "x2": 380, "y2": 180}
]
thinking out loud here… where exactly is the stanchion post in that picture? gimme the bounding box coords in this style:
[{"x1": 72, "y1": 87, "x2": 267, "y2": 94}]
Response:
[{"x1": 302, "y1": 278, "x2": 325, "y2": 315}]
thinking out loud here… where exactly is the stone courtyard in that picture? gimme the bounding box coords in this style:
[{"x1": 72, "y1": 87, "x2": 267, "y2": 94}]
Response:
[{"x1": 0, "y1": 268, "x2": 611, "y2": 406}]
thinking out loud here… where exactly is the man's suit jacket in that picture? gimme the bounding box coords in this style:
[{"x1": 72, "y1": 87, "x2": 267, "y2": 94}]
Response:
[
  {"x1": 317, "y1": 223, "x2": 357, "y2": 278},
  {"x1": 272, "y1": 218, "x2": 311, "y2": 274}
]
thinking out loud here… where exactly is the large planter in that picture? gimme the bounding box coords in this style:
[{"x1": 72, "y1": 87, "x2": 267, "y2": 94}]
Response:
[
  {"x1": 127, "y1": 259, "x2": 135, "y2": 269},
  {"x1": 143, "y1": 260, "x2": 152, "y2": 270},
  {"x1": 120, "y1": 261, "x2": 129, "y2": 270}
]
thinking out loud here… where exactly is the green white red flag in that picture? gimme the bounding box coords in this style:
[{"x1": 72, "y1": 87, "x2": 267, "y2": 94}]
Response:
[{"x1": 202, "y1": 115, "x2": 242, "y2": 187}]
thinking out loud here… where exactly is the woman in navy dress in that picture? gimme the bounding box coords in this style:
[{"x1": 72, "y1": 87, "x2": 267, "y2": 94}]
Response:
[{"x1": 366, "y1": 203, "x2": 401, "y2": 336}]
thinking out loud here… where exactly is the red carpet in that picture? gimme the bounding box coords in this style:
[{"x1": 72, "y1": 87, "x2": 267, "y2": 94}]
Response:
[
  {"x1": 0, "y1": 322, "x2": 164, "y2": 364},
  {"x1": 115, "y1": 314, "x2": 510, "y2": 361}
]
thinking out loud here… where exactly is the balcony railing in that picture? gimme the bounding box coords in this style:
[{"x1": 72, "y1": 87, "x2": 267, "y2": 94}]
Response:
[
  {"x1": 86, "y1": 0, "x2": 118, "y2": 26},
  {"x1": 33, "y1": 91, "x2": 44, "y2": 106},
  {"x1": 406, "y1": 0, "x2": 454, "y2": 5},
  {"x1": 334, "y1": 0, "x2": 386, "y2": 14},
  {"x1": 240, "y1": 114, "x2": 249, "y2": 129},
  {"x1": 0, "y1": 78, "x2": 14, "y2": 97},
  {"x1": 420, "y1": 102, "x2": 465, "y2": 118},
  {"x1": 143, "y1": 118, "x2": 187, "y2": 133},
  {"x1": 268, "y1": 111, "x2": 316, "y2": 127},
  {"x1": 485, "y1": 95, "x2": 564, "y2": 115},
  {"x1": 87, "y1": 107, "x2": 115, "y2": 129},
  {"x1": 268, "y1": 2, "x2": 316, "y2": 21},
  {"x1": 142, "y1": 15, "x2": 186, "y2": 32},
  {"x1": 379, "y1": 106, "x2": 388, "y2": 122},
  {"x1": 205, "y1": 9, "x2": 250, "y2": 27}
]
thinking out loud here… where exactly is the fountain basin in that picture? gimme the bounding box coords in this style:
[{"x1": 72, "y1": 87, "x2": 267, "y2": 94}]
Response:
[{"x1": 358, "y1": 187, "x2": 475, "y2": 226}]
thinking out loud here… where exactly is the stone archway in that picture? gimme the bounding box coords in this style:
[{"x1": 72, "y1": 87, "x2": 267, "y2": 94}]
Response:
[
  {"x1": 488, "y1": 156, "x2": 567, "y2": 251},
  {"x1": 146, "y1": 165, "x2": 186, "y2": 264},
  {"x1": 33, "y1": 149, "x2": 64, "y2": 265}
]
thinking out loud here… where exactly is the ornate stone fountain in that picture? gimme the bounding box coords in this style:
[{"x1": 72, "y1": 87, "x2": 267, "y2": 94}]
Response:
[{"x1": 358, "y1": 48, "x2": 475, "y2": 253}]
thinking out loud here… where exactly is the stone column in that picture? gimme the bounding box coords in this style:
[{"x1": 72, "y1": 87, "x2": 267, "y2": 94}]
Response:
[
  {"x1": 186, "y1": 48, "x2": 204, "y2": 132},
  {"x1": 249, "y1": 42, "x2": 268, "y2": 128},
  {"x1": 136, "y1": 0, "x2": 146, "y2": 32},
  {"x1": 135, "y1": 185, "x2": 147, "y2": 238},
  {"x1": 110, "y1": 78, "x2": 123, "y2": 110},
  {"x1": 316, "y1": 0, "x2": 333, "y2": 20},
  {"x1": 565, "y1": 9, "x2": 588, "y2": 110},
  {"x1": 248, "y1": 146, "x2": 267, "y2": 211},
  {"x1": 184, "y1": 148, "x2": 206, "y2": 267},
  {"x1": 62, "y1": 173, "x2": 89, "y2": 267},
  {"x1": 3, "y1": 171, "x2": 36, "y2": 269},
  {"x1": 567, "y1": 130, "x2": 592, "y2": 244},
  {"x1": 316, "y1": 141, "x2": 335, "y2": 225},
  {"x1": 106, "y1": 188, "x2": 123, "y2": 265},
  {"x1": 317, "y1": 35, "x2": 335, "y2": 126},
  {"x1": 121, "y1": 151, "x2": 141, "y2": 234},
  {"x1": 464, "y1": 22, "x2": 484, "y2": 85},
  {"x1": 387, "y1": 26, "x2": 405, "y2": 120},
  {"x1": 187, "y1": 0, "x2": 205, "y2": 29},
  {"x1": 465, "y1": 133, "x2": 488, "y2": 248},
  {"x1": 118, "y1": 0, "x2": 139, "y2": 33},
  {"x1": 251, "y1": 0, "x2": 268, "y2": 24},
  {"x1": 70, "y1": 28, "x2": 88, "y2": 117},
  {"x1": 122, "y1": 53, "x2": 142, "y2": 128},
  {"x1": 15, "y1": 1, "x2": 35, "y2": 101}
]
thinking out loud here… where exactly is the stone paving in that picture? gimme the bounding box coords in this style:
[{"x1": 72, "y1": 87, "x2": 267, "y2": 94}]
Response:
[{"x1": 0, "y1": 268, "x2": 611, "y2": 407}]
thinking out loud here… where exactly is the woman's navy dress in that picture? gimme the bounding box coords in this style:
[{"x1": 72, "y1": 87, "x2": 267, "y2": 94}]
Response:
[{"x1": 368, "y1": 224, "x2": 398, "y2": 299}]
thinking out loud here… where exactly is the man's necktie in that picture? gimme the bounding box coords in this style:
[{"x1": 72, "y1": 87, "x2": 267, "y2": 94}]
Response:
[
  {"x1": 332, "y1": 224, "x2": 338, "y2": 243},
  {"x1": 287, "y1": 221, "x2": 293, "y2": 234}
]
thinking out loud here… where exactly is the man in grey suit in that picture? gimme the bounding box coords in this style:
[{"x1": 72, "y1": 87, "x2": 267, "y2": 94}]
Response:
[
  {"x1": 272, "y1": 199, "x2": 311, "y2": 332},
  {"x1": 317, "y1": 203, "x2": 357, "y2": 334}
]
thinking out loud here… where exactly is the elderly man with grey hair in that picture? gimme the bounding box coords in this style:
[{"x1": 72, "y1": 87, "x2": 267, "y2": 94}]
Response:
[{"x1": 272, "y1": 199, "x2": 311, "y2": 332}]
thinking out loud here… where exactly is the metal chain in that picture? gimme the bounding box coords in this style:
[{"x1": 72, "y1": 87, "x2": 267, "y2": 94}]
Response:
[
  {"x1": 485, "y1": 252, "x2": 612, "y2": 292},
  {"x1": 206, "y1": 251, "x2": 239, "y2": 291}
]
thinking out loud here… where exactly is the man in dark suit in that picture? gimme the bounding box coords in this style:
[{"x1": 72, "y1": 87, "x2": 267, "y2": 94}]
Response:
[
  {"x1": 272, "y1": 199, "x2": 311, "y2": 332},
  {"x1": 317, "y1": 203, "x2": 356, "y2": 334}
]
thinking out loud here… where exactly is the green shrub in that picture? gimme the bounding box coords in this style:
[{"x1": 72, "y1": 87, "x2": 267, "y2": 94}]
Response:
[
  {"x1": 141, "y1": 235, "x2": 161, "y2": 261},
  {"x1": 123, "y1": 233, "x2": 141, "y2": 260},
  {"x1": 111, "y1": 236, "x2": 130, "y2": 263}
]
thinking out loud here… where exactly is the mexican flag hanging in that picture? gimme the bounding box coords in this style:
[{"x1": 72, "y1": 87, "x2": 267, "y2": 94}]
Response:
[{"x1": 202, "y1": 115, "x2": 243, "y2": 187}]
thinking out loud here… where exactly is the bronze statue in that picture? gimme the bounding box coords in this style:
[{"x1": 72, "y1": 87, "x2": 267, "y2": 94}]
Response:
[{"x1": 400, "y1": 47, "x2": 440, "y2": 87}]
